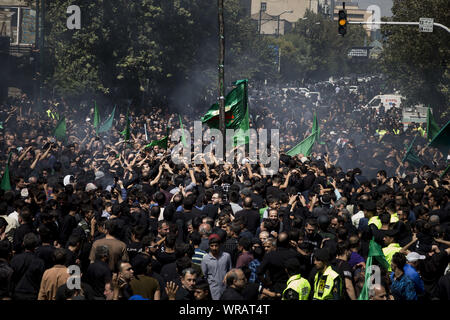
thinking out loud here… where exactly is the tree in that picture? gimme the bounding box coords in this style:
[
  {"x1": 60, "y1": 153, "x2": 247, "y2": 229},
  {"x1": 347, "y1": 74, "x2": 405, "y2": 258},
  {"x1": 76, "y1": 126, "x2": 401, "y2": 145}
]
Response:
[
  {"x1": 269, "y1": 10, "x2": 367, "y2": 83},
  {"x1": 381, "y1": 0, "x2": 450, "y2": 118}
]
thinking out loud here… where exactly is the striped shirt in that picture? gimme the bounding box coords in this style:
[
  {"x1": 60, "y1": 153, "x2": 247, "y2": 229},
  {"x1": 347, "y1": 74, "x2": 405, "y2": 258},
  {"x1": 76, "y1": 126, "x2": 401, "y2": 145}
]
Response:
[{"x1": 192, "y1": 248, "x2": 207, "y2": 266}]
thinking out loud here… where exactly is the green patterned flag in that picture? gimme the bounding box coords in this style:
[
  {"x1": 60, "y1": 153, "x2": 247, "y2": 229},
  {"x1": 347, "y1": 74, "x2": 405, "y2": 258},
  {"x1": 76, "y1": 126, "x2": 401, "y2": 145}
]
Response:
[
  {"x1": 426, "y1": 107, "x2": 440, "y2": 141},
  {"x1": 98, "y1": 106, "x2": 116, "y2": 133},
  {"x1": 120, "y1": 109, "x2": 131, "y2": 141},
  {"x1": 53, "y1": 116, "x2": 66, "y2": 141},
  {"x1": 201, "y1": 79, "x2": 250, "y2": 146},
  {"x1": 0, "y1": 153, "x2": 12, "y2": 191},
  {"x1": 358, "y1": 239, "x2": 390, "y2": 300},
  {"x1": 93, "y1": 101, "x2": 101, "y2": 133},
  {"x1": 402, "y1": 135, "x2": 423, "y2": 167}
]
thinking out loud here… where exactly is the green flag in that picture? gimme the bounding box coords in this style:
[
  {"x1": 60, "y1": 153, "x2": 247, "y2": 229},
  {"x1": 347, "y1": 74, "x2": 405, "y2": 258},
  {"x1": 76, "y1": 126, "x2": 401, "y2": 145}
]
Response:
[
  {"x1": 98, "y1": 106, "x2": 116, "y2": 133},
  {"x1": 440, "y1": 164, "x2": 450, "y2": 179},
  {"x1": 426, "y1": 107, "x2": 440, "y2": 141},
  {"x1": 120, "y1": 109, "x2": 131, "y2": 141},
  {"x1": 93, "y1": 101, "x2": 101, "y2": 133},
  {"x1": 145, "y1": 136, "x2": 168, "y2": 150},
  {"x1": 286, "y1": 112, "x2": 321, "y2": 157},
  {"x1": 179, "y1": 115, "x2": 188, "y2": 147},
  {"x1": 53, "y1": 116, "x2": 66, "y2": 141},
  {"x1": 286, "y1": 131, "x2": 317, "y2": 157},
  {"x1": 401, "y1": 135, "x2": 423, "y2": 167},
  {"x1": 201, "y1": 79, "x2": 250, "y2": 146},
  {"x1": 358, "y1": 239, "x2": 390, "y2": 300},
  {"x1": 428, "y1": 120, "x2": 450, "y2": 155},
  {"x1": 0, "y1": 153, "x2": 12, "y2": 191},
  {"x1": 312, "y1": 112, "x2": 325, "y2": 145}
]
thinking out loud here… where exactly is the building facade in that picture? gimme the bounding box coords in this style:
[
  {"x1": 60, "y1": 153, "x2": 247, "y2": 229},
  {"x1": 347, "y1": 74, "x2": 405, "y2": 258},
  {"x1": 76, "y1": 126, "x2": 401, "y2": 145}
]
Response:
[{"x1": 250, "y1": 0, "x2": 319, "y2": 35}]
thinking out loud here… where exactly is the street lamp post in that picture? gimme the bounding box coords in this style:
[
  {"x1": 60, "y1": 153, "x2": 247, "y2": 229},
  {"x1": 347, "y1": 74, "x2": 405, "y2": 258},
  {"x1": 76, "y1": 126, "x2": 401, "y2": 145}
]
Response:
[{"x1": 276, "y1": 10, "x2": 293, "y2": 37}]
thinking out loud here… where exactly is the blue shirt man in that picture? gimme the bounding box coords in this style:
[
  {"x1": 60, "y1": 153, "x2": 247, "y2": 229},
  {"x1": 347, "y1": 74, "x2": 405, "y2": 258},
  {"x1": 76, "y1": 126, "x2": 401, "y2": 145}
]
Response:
[{"x1": 404, "y1": 252, "x2": 425, "y2": 295}]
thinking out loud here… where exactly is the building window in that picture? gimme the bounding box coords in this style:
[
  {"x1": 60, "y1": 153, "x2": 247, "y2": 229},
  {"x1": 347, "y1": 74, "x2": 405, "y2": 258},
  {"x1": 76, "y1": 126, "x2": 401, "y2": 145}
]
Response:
[
  {"x1": 261, "y1": 2, "x2": 267, "y2": 12},
  {"x1": 0, "y1": 7, "x2": 35, "y2": 45}
]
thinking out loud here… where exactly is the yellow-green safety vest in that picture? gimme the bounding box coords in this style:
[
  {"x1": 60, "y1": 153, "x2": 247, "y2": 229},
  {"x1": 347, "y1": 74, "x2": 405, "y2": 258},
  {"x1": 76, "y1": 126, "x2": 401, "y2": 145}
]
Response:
[
  {"x1": 282, "y1": 274, "x2": 311, "y2": 300},
  {"x1": 46, "y1": 109, "x2": 59, "y2": 120},
  {"x1": 313, "y1": 266, "x2": 341, "y2": 300},
  {"x1": 382, "y1": 243, "x2": 401, "y2": 272},
  {"x1": 368, "y1": 213, "x2": 399, "y2": 229},
  {"x1": 417, "y1": 127, "x2": 425, "y2": 137},
  {"x1": 393, "y1": 128, "x2": 400, "y2": 135}
]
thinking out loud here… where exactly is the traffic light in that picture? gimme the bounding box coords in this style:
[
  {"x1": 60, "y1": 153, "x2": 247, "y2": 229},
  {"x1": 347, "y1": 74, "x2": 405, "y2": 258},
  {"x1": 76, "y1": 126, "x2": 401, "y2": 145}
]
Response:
[{"x1": 338, "y1": 10, "x2": 347, "y2": 36}]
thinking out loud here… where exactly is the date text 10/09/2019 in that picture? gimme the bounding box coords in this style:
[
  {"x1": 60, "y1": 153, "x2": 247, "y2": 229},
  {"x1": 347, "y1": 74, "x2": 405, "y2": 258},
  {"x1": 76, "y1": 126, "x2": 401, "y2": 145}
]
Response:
[{"x1": 179, "y1": 304, "x2": 270, "y2": 318}]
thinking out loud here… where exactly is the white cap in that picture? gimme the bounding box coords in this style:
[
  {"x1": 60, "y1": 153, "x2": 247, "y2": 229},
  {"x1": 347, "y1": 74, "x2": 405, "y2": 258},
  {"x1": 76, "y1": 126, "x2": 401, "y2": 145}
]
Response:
[
  {"x1": 20, "y1": 188, "x2": 29, "y2": 198},
  {"x1": 406, "y1": 252, "x2": 426, "y2": 262},
  {"x1": 85, "y1": 183, "x2": 98, "y2": 192},
  {"x1": 63, "y1": 175, "x2": 74, "y2": 186}
]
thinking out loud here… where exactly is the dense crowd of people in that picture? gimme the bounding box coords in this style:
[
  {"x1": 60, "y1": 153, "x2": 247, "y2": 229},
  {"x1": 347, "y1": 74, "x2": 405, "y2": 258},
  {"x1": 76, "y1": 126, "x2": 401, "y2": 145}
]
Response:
[{"x1": 0, "y1": 77, "x2": 448, "y2": 301}]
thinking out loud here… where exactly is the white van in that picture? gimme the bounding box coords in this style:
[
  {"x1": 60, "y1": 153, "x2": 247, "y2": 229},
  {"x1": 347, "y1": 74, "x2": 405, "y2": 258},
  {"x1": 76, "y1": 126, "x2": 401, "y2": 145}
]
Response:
[{"x1": 364, "y1": 94, "x2": 405, "y2": 111}]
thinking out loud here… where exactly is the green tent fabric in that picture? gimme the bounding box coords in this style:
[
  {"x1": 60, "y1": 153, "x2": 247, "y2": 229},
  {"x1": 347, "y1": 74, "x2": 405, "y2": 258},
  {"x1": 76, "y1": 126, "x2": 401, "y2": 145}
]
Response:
[
  {"x1": 98, "y1": 106, "x2": 116, "y2": 133},
  {"x1": 53, "y1": 116, "x2": 66, "y2": 141},
  {"x1": 0, "y1": 153, "x2": 12, "y2": 191},
  {"x1": 93, "y1": 101, "x2": 101, "y2": 133},
  {"x1": 358, "y1": 239, "x2": 390, "y2": 300},
  {"x1": 120, "y1": 109, "x2": 131, "y2": 141},
  {"x1": 428, "y1": 120, "x2": 449, "y2": 155},
  {"x1": 401, "y1": 135, "x2": 423, "y2": 167},
  {"x1": 426, "y1": 107, "x2": 440, "y2": 141},
  {"x1": 201, "y1": 79, "x2": 250, "y2": 146}
]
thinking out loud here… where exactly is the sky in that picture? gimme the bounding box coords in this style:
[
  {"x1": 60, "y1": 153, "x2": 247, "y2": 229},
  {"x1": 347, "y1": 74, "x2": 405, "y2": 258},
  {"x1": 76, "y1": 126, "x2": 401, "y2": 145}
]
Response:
[{"x1": 356, "y1": 0, "x2": 394, "y2": 17}]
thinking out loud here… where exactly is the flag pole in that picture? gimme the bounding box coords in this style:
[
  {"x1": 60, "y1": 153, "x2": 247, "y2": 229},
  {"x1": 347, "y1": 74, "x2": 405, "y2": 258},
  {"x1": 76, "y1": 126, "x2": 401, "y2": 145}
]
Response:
[{"x1": 218, "y1": 0, "x2": 226, "y2": 158}]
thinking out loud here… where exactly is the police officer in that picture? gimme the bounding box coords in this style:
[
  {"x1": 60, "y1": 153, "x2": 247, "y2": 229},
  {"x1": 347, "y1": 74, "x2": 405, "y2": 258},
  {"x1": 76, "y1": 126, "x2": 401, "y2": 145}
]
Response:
[
  {"x1": 312, "y1": 248, "x2": 342, "y2": 300},
  {"x1": 282, "y1": 258, "x2": 311, "y2": 300}
]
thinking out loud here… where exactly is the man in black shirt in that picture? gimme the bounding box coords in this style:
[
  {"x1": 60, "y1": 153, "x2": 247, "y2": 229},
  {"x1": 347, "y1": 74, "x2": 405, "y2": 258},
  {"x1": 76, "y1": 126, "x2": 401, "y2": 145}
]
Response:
[
  {"x1": 83, "y1": 245, "x2": 112, "y2": 300},
  {"x1": 10, "y1": 233, "x2": 45, "y2": 300},
  {"x1": 12, "y1": 207, "x2": 36, "y2": 254},
  {"x1": 220, "y1": 268, "x2": 246, "y2": 300},
  {"x1": 235, "y1": 197, "x2": 261, "y2": 236},
  {"x1": 257, "y1": 232, "x2": 302, "y2": 294},
  {"x1": 332, "y1": 241, "x2": 357, "y2": 300}
]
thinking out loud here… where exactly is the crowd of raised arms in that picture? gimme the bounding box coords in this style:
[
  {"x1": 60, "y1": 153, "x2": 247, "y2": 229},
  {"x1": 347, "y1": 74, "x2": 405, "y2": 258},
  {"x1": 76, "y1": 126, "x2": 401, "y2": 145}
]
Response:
[{"x1": 0, "y1": 79, "x2": 448, "y2": 301}]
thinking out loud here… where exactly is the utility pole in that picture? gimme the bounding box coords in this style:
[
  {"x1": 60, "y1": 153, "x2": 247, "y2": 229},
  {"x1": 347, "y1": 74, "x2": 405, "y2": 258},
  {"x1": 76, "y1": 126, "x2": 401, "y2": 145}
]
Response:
[
  {"x1": 218, "y1": 0, "x2": 226, "y2": 157},
  {"x1": 34, "y1": 0, "x2": 40, "y2": 110}
]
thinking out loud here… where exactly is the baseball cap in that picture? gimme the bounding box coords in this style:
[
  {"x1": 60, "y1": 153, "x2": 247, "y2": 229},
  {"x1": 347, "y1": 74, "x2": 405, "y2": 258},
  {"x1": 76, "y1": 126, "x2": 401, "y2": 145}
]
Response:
[
  {"x1": 20, "y1": 188, "x2": 29, "y2": 198},
  {"x1": 95, "y1": 171, "x2": 105, "y2": 180},
  {"x1": 63, "y1": 175, "x2": 74, "y2": 186},
  {"x1": 406, "y1": 252, "x2": 426, "y2": 262},
  {"x1": 208, "y1": 234, "x2": 221, "y2": 244},
  {"x1": 85, "y1": 183, "x2": 98, "y2": 192}
]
